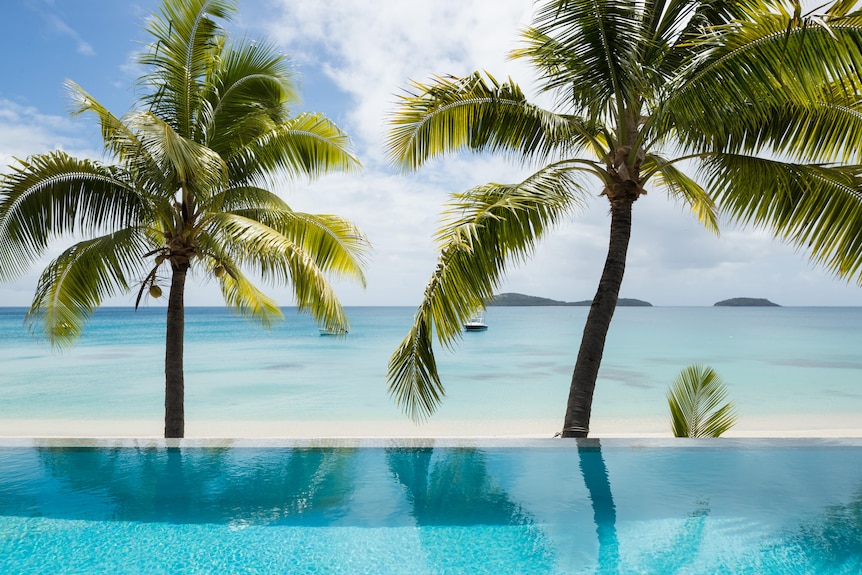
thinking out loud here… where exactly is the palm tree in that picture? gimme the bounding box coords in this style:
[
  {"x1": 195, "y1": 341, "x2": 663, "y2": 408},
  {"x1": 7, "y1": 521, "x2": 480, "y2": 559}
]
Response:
[
  {"x1": 667, "y1": 364, "x2": 737, "y2": 438},
  {"x1": 386, "y1": 0, "x2": 862, "y2": 436},
  {"x1": 0, "y1": 0, "x2": 369, "y2": 438}
]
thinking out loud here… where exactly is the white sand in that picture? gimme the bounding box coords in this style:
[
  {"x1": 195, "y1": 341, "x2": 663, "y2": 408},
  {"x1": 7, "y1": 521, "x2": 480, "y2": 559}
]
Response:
[{"x1": 0, "y1": 413, "x2": 860, "y2": 438}]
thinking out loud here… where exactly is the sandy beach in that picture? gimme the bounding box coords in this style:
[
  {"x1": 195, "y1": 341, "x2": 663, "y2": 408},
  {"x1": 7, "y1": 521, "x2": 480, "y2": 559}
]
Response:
[{"x1": 1, "y1": 413, "x2": 860, "y2": 438}]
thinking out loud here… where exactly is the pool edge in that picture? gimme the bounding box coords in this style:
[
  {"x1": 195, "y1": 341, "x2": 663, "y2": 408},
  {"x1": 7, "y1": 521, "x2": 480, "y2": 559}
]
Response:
[{"x1": 1, "y1": 437, "x2": 861, "y2": 449}]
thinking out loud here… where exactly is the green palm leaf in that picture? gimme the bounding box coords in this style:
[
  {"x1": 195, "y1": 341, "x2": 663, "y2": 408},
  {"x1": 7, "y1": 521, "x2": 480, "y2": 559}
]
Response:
[
  {"x1": 209, "y1": 185, "x2": 291, "y2": 212},
  {"x1": 202, "y1": 212, "x2": 356, "y2": 332},
  {"x1": 139, "y1": 0, "x2": 234, "y2": 137},
  {"x1": 526, "y1": 0, "x2": 642, "y2": 117},
  {"x1": 662, "y1": 6, "x2": 862, "y2": 147},
  {"x1": 388, "y1": 162, "x2": 590, "y2": 420},
  {"x1": 129, "y1": 111, "x2": 228, "y2": 197},
  {"x1": 216, "y1": 263, "x2": 284, "y2": 328},
  {"x1": 228, "y1": 112, "x2": 360, "y2": 185},
  {"x1": 204, "y1": 37, "x2": 299, "y2": 154},
  {"x1": 668, "y1": 364, "x2": 738, "y2": 438},
  {"x1": 26, "y1": 228, "x2": 152, "y2": 347},
  {"x1": 702, "y1": 154, "x2": 862, "y2": 281},
  {"x1": 277, "y1": 212, "x2": 370, "y2": 280},
  {"x1": 0, "y1": 152, "x2": 146, "y2": 279},
  {"x1": 643, "y1": 153, "x2": 719, "y2": 234},
  {"x1": 388, "y1": 72, "x2": 587, "y2": 169},
  {"x1": 66, "y1": 81, "x2": 157, "y2": 169},
  {"x1": 726, "y1": 96, "x2": 862, "y2": 163}
]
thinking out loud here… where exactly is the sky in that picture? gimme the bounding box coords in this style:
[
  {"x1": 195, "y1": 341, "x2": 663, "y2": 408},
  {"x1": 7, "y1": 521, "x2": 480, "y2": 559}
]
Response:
[{"x1": 0, "y1": 0, "x2": 859, "y2": 308}]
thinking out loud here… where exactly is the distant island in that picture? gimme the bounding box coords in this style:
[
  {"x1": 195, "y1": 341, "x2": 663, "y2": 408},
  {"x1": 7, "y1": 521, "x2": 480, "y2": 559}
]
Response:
[
  {"x1": 488, "y1": 292, "x2": 652, "y2": 307},
  {"x1": 714, "y1": 297, "x2": 780, "y2": 307},
  {"x1": 567, "y1": 298, "x2": 652, "y2": 307}
]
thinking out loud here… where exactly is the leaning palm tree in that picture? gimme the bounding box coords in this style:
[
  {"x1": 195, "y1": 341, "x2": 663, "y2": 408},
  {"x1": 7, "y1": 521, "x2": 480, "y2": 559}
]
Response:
[
  {"x1": 386, "y1": 0, "x2": 862, "y2": 436},
  {"x1": 0, "y1": 0, "x2": 369, "y2": 438},
  {"x1": 667, "y1": 364, "x2": 737, "y2": 438}
]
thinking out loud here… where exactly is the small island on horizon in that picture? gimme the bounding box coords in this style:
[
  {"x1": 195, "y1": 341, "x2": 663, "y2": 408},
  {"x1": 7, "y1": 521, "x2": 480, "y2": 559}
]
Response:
[
  {"x1": 713, "y1": 297, "x2": 780, "y2": 307},
  {"x1": 488, "y1": 293, "x2": 653, "y2": 307},
  {"x1": 486, "y1": 293, "x2": 782, "y2": 307}
]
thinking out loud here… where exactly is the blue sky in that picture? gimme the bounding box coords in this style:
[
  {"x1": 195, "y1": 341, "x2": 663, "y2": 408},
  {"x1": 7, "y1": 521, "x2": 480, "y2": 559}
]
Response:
[{"x1": 0, "y1": 0, "x2": 859, "y2": 307}]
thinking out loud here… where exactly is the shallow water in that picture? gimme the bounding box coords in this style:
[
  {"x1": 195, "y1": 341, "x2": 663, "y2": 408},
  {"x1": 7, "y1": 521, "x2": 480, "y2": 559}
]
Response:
[
  {"x1": 0, "y1": 439, "x2": 860, "y2": 574},
  {"x1": 0, "y1": 306, "x2": 860, "y2": 425}
]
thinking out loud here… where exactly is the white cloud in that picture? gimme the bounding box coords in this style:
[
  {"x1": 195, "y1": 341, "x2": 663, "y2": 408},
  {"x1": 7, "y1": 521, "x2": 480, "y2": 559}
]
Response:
[
  {"x1": 46, "y1": 13, "x2": 95, "y2": 56},
  {"x1": 0, "y1": 99, "x2": 102, "y2": 167},
  {"x1": 262, "y1": 0, "x2": 535, "y2": 161}
]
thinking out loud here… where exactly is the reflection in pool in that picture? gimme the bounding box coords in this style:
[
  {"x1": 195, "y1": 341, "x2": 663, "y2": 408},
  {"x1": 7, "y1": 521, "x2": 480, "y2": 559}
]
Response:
[{"x1": 0, "y1": 439, "x2": 860, "y2": 574}]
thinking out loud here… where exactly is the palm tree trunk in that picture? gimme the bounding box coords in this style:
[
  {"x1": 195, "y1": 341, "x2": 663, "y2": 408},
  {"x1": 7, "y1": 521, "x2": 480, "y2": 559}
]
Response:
[
  {"x1": 562, "y1": 199, "x2": 633, "y2": 438},
  {"x1": 164, "y1": 262, "x2": 188, "y2": 438}
]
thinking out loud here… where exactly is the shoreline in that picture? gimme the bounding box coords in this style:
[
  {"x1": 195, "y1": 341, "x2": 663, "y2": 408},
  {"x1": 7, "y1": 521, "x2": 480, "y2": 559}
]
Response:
[{"x1": 1, "y1": 413, "x2": 860, "y2": 439}]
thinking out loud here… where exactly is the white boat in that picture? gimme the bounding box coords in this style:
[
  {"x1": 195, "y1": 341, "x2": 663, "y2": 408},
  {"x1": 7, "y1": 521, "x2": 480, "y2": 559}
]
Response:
[
  {"x1": 463, "y1": 315, "x2": 488, "y2": 331},
  {"x1": 319, "y1": 327, "x2": 348, "y2": 336}
]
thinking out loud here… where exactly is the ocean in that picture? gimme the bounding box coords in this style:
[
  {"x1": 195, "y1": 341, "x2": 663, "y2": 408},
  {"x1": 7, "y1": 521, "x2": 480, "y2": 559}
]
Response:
[{"x1": 0, "y1": 306, "x2": 860, "y2": 433}]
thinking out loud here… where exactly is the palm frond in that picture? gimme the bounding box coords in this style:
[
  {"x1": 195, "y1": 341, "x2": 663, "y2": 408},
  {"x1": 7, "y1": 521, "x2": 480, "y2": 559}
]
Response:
[
  {"x1": 524, "y1": 0, "x2": 643, "y2": 119},
  {"x1": 227, "y1": 112, "x2": 360, "y2": 185},
  {"x1": 206, "y1": 185, "x2": 291, "y2": 212},
  {"x1": 388, "y1": 315, "x2": 443, "y2": 422},
  {"x1": 138, "y1": 0, "x2": 235, "y2": 137},
  {"x1": 271, "y1": 211, "x2": 370, "y2": 283},
  {"x1": 203, "y1": 37, "x2": 299, "y2": 154},
  {"x1": 663, "y1": 4, "x2": 862, "y2": 144},
  {"x1": 208, "y1": 207, "x2": 369, "y2": 283},
  {"x1": 66, "y1": 82, "x2": 154, "y2": 167},
  {"x1": 387, "y1": 162, "x2": 591, "y2": 420},
  {"x1": 667, "y1": 364, "x2": 738, "y2": 438},
  {"x1": 216, "y1": 262, "x2": 284, "y2": 328},
  {"x1": 701, "y1": 154, "x2": 862, "y2": 283},
  {"x1": 201, "y1": 212, "x2": 354, "y2": 332},
  {"x1": 510, "y1": 28, "x2": 608, "y2": 114},
  {"x1": 643, "y1": 153, "x2": 719, "y2": 233},
  {"x1": 67, "y1": 82, "x2": 174, "y2": 195},
  {"x1": 25, "y1": 228, "x2": 152, "y2": 347},
  {"x1": 657, "y1": 0, "x2": 749, "y2": 78},
  {"x1": 388, "y1": 72, "x2": 586, "y2": 171},
  {"x1": 431, "y1": 161, "x2": 592, "y2": 339},
  {"x1": 720, "y1": 96, "x2": 862, "y2": 163},
  {"x1": 129, "y1": 111, "x2": 228, "y2": 199},
  {"x1": 0, "y1": 152, "x2": 147, "y2": 279}
]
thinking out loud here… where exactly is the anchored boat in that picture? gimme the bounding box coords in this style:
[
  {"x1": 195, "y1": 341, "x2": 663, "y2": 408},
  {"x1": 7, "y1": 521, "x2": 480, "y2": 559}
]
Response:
[{"x1": 463, "y1": 315, "x2": 488, "y2": 331}]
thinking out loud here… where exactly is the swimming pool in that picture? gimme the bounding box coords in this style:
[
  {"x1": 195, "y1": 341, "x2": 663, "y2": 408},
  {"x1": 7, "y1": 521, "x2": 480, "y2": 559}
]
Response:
[{"x1": 1, "y1": 438, "x2": 860, "y2": 574}]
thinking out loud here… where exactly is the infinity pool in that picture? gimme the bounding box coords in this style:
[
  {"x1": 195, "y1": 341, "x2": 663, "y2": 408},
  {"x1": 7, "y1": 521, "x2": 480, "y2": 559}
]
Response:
[{"x1": 1, "y1": 439, "x2": 860, "y2": 574}]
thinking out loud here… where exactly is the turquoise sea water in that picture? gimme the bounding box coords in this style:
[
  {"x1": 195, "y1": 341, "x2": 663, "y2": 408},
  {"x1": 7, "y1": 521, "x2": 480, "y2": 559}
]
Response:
[
  {"x1": 0, "y1": 306, "x2": 860, "y2": 426},
  {"x1": 0, "y1": 439, "x2": 860, "y2": 574}
]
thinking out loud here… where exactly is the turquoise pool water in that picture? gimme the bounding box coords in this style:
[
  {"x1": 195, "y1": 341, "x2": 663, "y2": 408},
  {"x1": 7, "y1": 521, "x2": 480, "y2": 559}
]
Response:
[{"x1": 1, "y1": 439, "x2": 860, "y2": 574}]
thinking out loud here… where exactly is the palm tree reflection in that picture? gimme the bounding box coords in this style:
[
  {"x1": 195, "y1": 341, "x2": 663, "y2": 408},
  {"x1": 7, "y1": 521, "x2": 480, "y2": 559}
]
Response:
[
  {"x1": 386, "y1": 446, "x2": 556, "y2": 573},
  {"x1": 578, "y1": 441, "x2": 621, "y2": 574},
  {"x1": 30, "y1": 446, "x2": 357, "y2": 525},
  {"x1": 786, "y1": 487, "x2": 862, "y2": 572},
  {"x1": 10, "y1": 443, "x2": 823, "y2": 572},
  {"x1": 577, "y1": 440, "x2": 715, "y2": 574}
]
